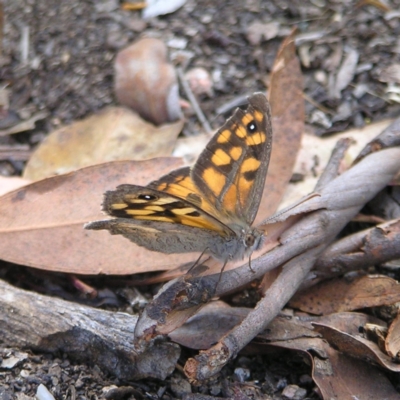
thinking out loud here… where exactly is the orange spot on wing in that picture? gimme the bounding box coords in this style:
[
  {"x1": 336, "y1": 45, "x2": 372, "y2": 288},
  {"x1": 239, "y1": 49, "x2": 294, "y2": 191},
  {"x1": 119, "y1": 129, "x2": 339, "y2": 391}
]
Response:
[
  {"x1": 172, "y1": 207, "x2": 198, "y2": 215},
  {"x1": 254, "y1": 110, "x2": 264, "y2": 122},
  {"x1": 237, "y1": 157, "x2": 260, "y2": 208},
  {"x1": 203, "y1": 167, "x2": 226, "y2": 197},
  {"x1": 241, "y1": 157, "x2": 261, "y2": 173},
  {"x1": 137, "y1": 216, "x2": 175, "y2": 223},
  {"x1": 212, "y1": 148, "x2": 231, "y2": 166},
  {"x1": 126, "y1": 209, "x2": 155, "y2": 216},
  {"x1": 110, "y1": 203, "x2": 128, "y2": 210},
  {"x1": 246, "y1": 132, "x2": 266, "y2": 146},
  {"x1": 230, "y1": 146, "x2": 242, "y2": 161},
  {"x1": 217, "y1": 129, "x2": 232, "y2": 143},
  {"x1": 222, "y1": 183, "x2": 237, "y2": 213},
  {"x1": 235, "y1": 125, "x2": 246, "y2": 138},
  {"x1": 241, "y1": 113, "x2": 253, "y2": 125}
]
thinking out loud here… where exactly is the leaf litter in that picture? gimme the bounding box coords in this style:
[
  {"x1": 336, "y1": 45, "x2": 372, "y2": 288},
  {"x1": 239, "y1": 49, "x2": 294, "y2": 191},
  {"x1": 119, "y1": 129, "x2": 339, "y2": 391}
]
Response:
[{"x1": 1, "y1": 1, "x2": 400, "y2": 399}]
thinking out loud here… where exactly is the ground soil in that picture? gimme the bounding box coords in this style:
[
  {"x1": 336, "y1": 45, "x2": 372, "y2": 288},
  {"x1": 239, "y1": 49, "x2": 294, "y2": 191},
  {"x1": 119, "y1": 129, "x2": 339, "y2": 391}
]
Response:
[{"x1": 1, "y1": 0, "x2": 400, "y2": 399}]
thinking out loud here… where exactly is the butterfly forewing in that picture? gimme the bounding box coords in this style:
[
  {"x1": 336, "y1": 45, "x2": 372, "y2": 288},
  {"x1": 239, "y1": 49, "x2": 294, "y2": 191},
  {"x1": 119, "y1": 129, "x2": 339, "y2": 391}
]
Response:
[
  {"x1": 102, "y1": 184, "x2": 230, "y2": 234},
  {"x1": 191, "y1": 93, "x2": 272, "y2": 226}
]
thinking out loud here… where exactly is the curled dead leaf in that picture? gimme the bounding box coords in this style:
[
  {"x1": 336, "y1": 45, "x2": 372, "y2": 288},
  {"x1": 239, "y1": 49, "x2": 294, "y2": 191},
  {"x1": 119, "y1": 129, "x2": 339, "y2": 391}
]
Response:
[
  {"x1": 23, "y1": 107, "x2": 183, "y2": 181},
  {"x1": 115, "y1": 38, "x2": 182, "y2": 125},
  {"x1": 290, "y1": 275, "x2": 400, "y2": 315}
]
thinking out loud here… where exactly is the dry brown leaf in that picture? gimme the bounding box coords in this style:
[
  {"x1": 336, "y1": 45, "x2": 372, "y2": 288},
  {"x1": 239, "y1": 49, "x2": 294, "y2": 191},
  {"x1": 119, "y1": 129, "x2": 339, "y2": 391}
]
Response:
[
  {"x1": 260, "y1": 336, "x2": 399, "y2": 399},
  {"x1": 255, "y1": 28, "x2": 304, "y2": 223},
  {"x1": 266, "y1": 313, "x2": 399, "y2": 399},
  {"x1": 23, "y1": 107, "x2": 183, "y2": 181},
  {"x1": 290, "y1": 275, "x2": 400, "y2": 315},
  {"x1": 0, "y1": 158, "x2": 197, "y2": 275},
  {"x1": 313, "y1": 341, "x2": 399, "y2": 400},
  {"x1": 281, "y1": 119, "x2": 393, "y2": 209},
  {"x1": 313, "y1": 313, "x2": 400, "y2": 373},
  {"x1": 386, "y1": 310, "x2": 400, "y2": 359},
  {"x1": 316, "y1": 311, "x2": 386, "y2": 336}
]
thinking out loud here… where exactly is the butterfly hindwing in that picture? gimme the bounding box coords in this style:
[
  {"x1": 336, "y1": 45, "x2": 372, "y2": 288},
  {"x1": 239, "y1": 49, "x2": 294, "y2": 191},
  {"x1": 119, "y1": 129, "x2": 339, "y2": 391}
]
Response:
[
  {"x1": 190, "y1": 93, "x2": 272, "y2": 226},
  {"x1": 87, "y1": 217, "x2": 229, "y2": 255}
]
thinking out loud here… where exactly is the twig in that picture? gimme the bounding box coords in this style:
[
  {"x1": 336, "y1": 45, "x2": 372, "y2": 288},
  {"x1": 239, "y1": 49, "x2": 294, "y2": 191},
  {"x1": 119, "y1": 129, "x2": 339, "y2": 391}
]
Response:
[
  {"x1": 354, "y1": 116, "x2": 400, "y2": 163},
  {"x1": 314, "y1": 137, "x2": 353, "y2": 191},
  {"x1": 0, "y1": 1, "x2": 3, "y2": 58},
  {"x1": 20, "y1": 26, "x2": 29, "y2": 64},
  {"x1": 215, "y1": 94, "x2": 250, "y2": 115},
  {"x1": 0, "y1": 144, "x2": 31, "y2": 161},
  {"x1": 303, "y1": 92, "x2": 334, "y2": 115},
  {"x1": 176, "y1": 66, "x2": 212, "y2": 134},
  {"x1": 313, "y1": 218, "x2": 400, "y2": 281}
]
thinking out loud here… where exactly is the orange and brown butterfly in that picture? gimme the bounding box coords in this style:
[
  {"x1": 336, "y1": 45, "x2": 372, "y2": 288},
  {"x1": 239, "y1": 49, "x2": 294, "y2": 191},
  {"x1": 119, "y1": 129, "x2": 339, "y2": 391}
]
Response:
[{"x1": 85, "y1": 93, "x2": 272, "y2": 262}]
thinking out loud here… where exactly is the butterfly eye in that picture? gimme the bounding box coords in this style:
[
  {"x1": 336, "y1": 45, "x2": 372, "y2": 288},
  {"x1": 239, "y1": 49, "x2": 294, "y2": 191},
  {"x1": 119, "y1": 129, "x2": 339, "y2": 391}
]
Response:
[
  {"x1": 246, "y1": 121, "x2": 257, "y2": 134},
  {"x1": 138, "y1": 194, "x2": 157, "y2": 201},
  {"x1": 245, "y1": 234, "x2": 255, "y2": 247}
]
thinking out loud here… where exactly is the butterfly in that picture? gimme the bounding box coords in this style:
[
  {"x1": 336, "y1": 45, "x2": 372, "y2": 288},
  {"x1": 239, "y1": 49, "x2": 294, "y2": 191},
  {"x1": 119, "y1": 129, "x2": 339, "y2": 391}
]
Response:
[{"x1": 85, "y1": 93, "x2": 272, "y2": 264}]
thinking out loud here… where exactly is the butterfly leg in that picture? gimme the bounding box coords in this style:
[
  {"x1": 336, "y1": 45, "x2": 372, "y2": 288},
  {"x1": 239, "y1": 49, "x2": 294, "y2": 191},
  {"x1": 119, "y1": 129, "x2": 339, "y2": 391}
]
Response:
[
  {"x1": 186, "y1": 248, "x2": 211, "y2": 277},
  {"x1": 248, "y1": 254, "x2": 255, "y2": 273},
  {"x1": 212, "y1": 256, "x2": 232, "y2": 295}
]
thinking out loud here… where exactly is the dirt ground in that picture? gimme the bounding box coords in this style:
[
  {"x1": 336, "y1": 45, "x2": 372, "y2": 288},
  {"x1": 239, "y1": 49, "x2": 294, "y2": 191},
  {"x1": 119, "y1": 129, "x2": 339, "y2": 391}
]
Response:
[{"x1": 1, "y1": 0, "x2": 400, "y2": 399}]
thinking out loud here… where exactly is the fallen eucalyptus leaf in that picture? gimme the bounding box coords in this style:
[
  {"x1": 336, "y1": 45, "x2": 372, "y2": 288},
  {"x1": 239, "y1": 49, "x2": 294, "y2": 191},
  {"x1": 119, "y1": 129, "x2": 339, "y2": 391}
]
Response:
[{"x1": 24, "y1": 107, "x2": 183, "y2": 181}]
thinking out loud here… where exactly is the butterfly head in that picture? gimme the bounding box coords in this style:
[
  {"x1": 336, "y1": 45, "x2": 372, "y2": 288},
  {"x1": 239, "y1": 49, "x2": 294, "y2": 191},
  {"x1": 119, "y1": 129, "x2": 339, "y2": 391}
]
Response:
[
  {"x1": 211, "y1": 225, "x2": 264, "y2": 262},
  {"x1": 242, "y1": 227, "x2": 264, "y2": 258}
]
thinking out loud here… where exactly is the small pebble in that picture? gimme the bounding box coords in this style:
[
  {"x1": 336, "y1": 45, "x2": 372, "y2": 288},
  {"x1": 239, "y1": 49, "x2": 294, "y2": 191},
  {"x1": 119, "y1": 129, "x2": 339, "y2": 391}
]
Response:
[
  {"x1": 314, "y1": 70, "x2": 327, "y2": 85},
  {"x1": 282, "y1": 384, "x2": 307, "y2": 400},
  {"x1": 170, "y1": 376, "x2": 192, "y2": 397},
  {"x1": 309, "y1": 109, "x2": 332, "y2": 128},
  {"x1": 234, "y1": 367, "x2": 251, "y2": 382},
  {"x1": 167, "y1": 37, "x2": 188, "y2": 49},
  {"x1": 20, "y1": 369, "x2": 30, "y2": 378},
  {"x1": 36, "y1": 384, "x2": 55, "y2": 400}
]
